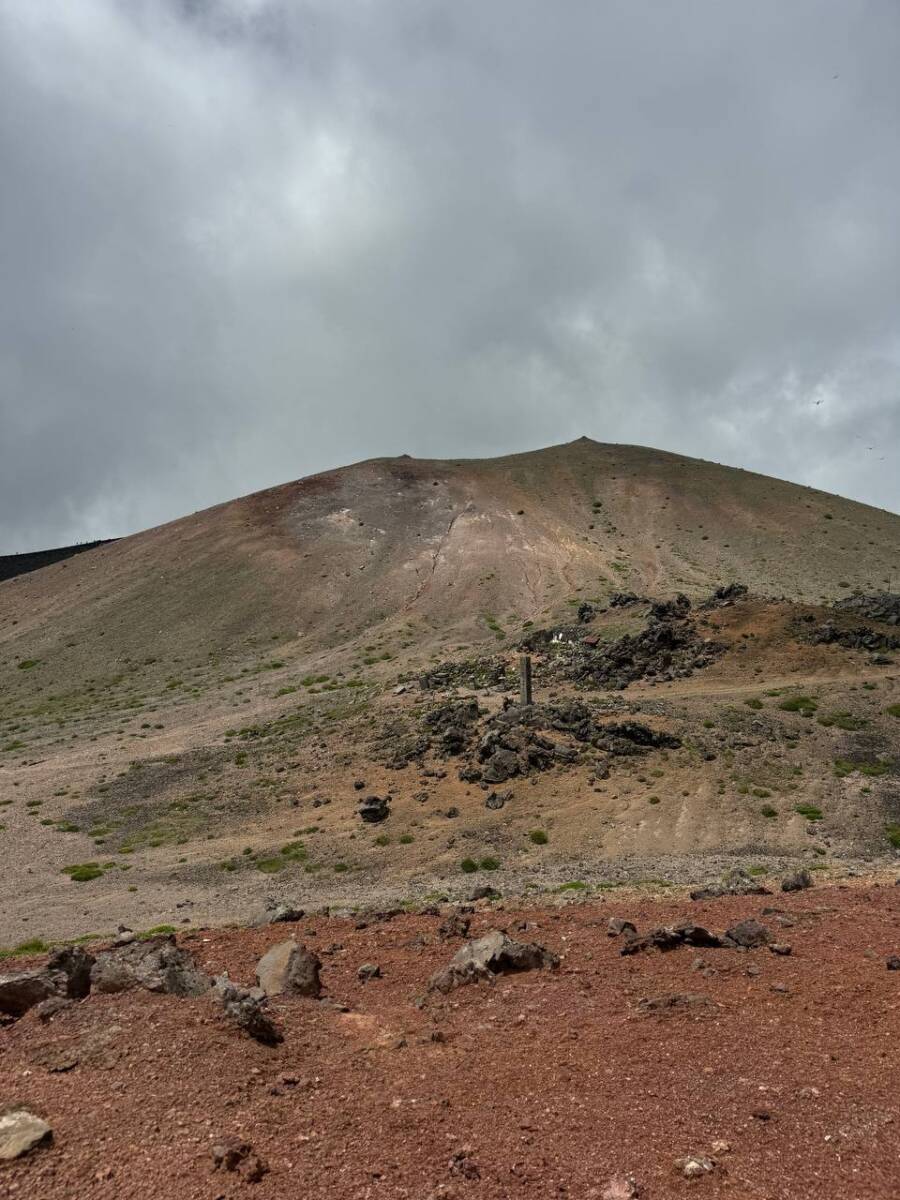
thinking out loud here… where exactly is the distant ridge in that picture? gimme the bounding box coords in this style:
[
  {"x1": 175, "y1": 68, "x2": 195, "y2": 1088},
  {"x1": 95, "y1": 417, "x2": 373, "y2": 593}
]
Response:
[{"x1": 0, "y1": 539, "x2": 116, "y2": 583}]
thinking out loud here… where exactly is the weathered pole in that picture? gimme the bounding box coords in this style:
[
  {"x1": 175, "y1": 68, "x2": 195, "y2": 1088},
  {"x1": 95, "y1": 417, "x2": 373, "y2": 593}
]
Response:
[{"x1": 518, "y1": 653, "x2": 533, "y2": 707}]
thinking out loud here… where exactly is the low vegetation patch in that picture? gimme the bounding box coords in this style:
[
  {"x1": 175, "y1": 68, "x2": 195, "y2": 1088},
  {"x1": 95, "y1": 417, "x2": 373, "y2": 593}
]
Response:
[
  {"x1": 62, "y1": 862, "x2": 105, "y2": 882},
  {"x1": 794, "y1": 803, "x2": 823, "y2": 821},
  {"x1": 817, "y1": 711, "x2": 868, "y2": 731},
  {"x1": 0, "y1": 938, "x2": 50, "y2": 960},
  {"x1": 779, "y1": 695, "x2": 818, "y2": 716},
  {"x1": 834, "y1": 758, "x2": 890, "y2": 779}
]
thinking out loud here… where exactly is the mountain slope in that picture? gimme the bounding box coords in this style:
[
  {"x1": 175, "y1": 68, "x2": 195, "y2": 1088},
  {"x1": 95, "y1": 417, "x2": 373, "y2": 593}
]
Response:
[
  {"x1": 2, "y1": 440, "x2": 899, "y2": 945},
  {"x1": 2, "y1": 439, "x2": 898, "y2": 681}
]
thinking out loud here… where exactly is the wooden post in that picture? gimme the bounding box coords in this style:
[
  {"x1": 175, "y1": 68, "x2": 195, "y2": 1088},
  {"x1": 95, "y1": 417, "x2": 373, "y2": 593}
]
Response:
[{"x1": 518, "y1": 654, "x2": 533, "y2": 707}]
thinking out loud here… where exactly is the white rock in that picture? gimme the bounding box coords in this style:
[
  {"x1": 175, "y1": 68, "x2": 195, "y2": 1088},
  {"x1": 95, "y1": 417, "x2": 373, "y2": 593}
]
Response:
[{"x1": 0, "y1": 1109, "x2": 52, "y2": 1160}]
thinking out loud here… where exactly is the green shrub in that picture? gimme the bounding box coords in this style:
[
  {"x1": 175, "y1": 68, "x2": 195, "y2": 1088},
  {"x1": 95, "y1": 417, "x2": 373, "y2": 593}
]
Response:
[
  {"x1": 886, "y1": 824, "x2": 900, "y2": 849},
  {"x1": 794, "y1": 803, "x2": 823, "y2": 820},
  {"x1": 280, "y1": 840, "x2": 307, "y2": 861},
  {"x1": 62, "y1": 863, "x2": 104, "y2": 883},
  {"x1": 744, "y1": 698, "x2": 763, "y2": 709},
  {"x1": 374, "y1": 834, "x2": 390, "y2": 847},
  {"x1": 460, "y1": 857, "x2": 478, "y2": 873},
  {"x1": 760, "y1": 804, "x2": 778, "y2": 818},
  {"x1": 398, "y1": 833, "x2": 414, "y2": 845},
  {"x1": 480, "y1": 856, "x2": 501, "y2": 871},
  {"x1": 529, "y1": 829, "x2": 549, "y2": 845},
  {"x1": 16, "y1": 659, "x2": 39, "y2": 670},
  {"x1": 886, "y1": 704, "x2": 900, "y2": 718}
]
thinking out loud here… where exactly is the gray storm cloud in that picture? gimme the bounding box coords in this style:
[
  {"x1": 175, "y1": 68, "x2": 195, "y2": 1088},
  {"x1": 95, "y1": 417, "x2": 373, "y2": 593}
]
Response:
[{"x1": 1, "y1": 0, "x2": 898, "y2": 552}]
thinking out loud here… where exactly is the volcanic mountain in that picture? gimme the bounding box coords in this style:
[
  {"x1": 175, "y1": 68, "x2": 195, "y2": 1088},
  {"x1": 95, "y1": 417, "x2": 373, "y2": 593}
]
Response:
[
  {"x1": 2, "y1": 438, "x2": 898, "y2": 671},
  {"x1": 1, "y1": 439, "x2": 899, "y2": 944}
]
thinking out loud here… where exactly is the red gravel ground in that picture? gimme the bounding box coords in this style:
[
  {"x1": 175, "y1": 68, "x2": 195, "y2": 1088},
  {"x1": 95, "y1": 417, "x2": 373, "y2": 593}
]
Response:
[{"x1": 2, "y1": 884, "x2": 899, "y2": 1199}]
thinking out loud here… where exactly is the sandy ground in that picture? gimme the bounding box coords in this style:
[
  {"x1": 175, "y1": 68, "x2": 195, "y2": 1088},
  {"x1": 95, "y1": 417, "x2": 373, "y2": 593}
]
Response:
[{"x1": 2, "y1": 882, "x2": 900, "y2": 1199}]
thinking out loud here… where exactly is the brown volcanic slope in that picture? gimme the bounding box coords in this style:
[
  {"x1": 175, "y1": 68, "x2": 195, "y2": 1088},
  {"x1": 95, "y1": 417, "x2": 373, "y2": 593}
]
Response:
[
  {"x1": 2, "y1": 438, "x2": 898, "y2": 673},
  {"x1": 1, "y1": 439, "x2": 899, "y2": 945}
]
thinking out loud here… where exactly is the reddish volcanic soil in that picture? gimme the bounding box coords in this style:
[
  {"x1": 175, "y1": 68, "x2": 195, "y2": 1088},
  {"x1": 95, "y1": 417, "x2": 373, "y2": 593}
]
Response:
[{"x1": 3, "y1": 883, "x2": 900, "y2": 1199}]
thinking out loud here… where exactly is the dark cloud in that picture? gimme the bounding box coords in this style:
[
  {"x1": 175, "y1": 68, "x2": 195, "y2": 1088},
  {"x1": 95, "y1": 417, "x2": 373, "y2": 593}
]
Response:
[{"x1": 1, "y1": 0, "x2": 898, "y2": 551}]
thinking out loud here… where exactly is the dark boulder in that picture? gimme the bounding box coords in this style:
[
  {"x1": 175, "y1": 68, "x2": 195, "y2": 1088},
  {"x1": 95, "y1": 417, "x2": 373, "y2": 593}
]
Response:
[
  {"x1": 358, "y1": 795, "x2": 390, "y2": 824},
  {"x1": 724, "y1": 919, "x2": 772, "y2": 949},
  {"x1": 780, "y1": 869, "x2": 812, "y2": 893}
]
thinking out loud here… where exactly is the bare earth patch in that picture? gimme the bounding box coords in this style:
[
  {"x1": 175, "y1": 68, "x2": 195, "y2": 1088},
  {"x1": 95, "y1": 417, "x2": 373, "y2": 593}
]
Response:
[{"x1": 2, "y1": 883, "x2": 899, "y2": 1198}]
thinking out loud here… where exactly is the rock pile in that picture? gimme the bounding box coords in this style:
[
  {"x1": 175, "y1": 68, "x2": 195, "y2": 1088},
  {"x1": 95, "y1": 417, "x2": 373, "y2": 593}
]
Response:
[
  {"x1": 213, "y1": 979, "x2": 283, "y2": 1045},
  {"x1": 418, "y1": 656, "x2": 514, "y2": 692},
  {"x1": 833, "y1": 592, "x2": 900, "y2": 624},
  {"x1": 690, "y1": 867, "x2": 771, "y2": 901},
  {"x1": 619, "y1": 918, "x2": 772, "y2": 955},
  {"x1": 541, "y1": 596, "x2": 724, "y2": 690},
  {"x1": 411, "y1": 695, "x2": 681, "y2": 784},
  {"x1": 805, "y1": 621, "x2": 900, "y2": 654}
]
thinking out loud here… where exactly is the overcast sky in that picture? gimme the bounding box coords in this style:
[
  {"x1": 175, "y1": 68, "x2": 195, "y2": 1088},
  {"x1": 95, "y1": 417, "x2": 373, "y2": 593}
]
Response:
[{"x1": 1, "y1": 1, "x2": 899, "y2": 552}]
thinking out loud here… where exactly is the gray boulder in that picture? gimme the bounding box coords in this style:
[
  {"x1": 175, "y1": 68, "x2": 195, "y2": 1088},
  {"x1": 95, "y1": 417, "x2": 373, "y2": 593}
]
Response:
[
  {"x1": 255, "y1": 940, "x2": 321, "y2": 999},
  {"x1": 607, "y1": 917, "x2": 637, "y2": 938},
  {"x1": 91, "y1": 936, "x2": 209, "y2": 997},
  {"x1": 0, "y1": 970, "x2": 58, "y2": 1019},
  {"x1": 481, "y1": 749, "x2": 520, "y2": 784},
  {"x1": 429, "y1": 929, "x2": 559, "y2": 993}
]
